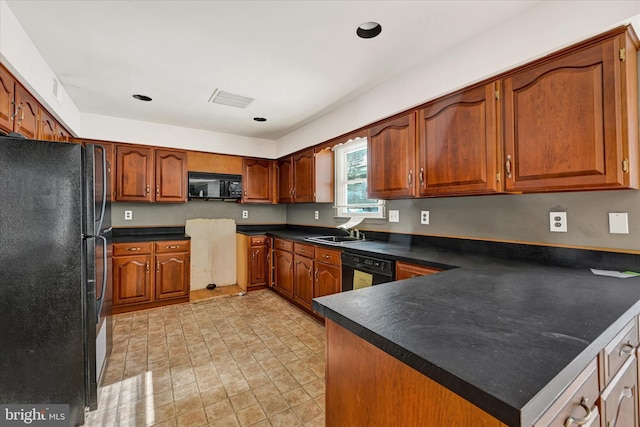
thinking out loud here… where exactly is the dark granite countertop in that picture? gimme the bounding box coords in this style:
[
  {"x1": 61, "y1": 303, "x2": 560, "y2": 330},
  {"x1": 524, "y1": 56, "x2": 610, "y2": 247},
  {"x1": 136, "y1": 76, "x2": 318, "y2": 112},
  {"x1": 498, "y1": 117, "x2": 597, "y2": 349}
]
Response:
[
  {"x1": 313, "y1": 251, "x2": 640, "y2": 426},
  {"x1": 112, "y1": 226, "x2": 190, "y2": 243}
]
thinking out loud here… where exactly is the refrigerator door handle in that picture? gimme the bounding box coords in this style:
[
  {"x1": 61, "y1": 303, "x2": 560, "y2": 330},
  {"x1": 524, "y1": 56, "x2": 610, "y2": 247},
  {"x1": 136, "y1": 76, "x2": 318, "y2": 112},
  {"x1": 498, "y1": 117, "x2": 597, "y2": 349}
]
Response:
[
  {"x1": 95, "y1": 145, "x2": 107, "y2": 234},
  {"x1": 95, "y1": 234, "x2": 108, "y2": 324}
]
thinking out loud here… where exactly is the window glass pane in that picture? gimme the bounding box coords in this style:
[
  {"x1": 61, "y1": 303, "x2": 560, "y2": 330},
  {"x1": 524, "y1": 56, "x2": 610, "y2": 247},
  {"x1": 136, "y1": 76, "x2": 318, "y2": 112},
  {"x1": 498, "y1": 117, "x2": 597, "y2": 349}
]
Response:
[
  {"x1": 346, "y1": 148, "x2": 367, "y2": 180},
  {"x1": 346, "y1": 182, "x2": 378, "y2": 212}
]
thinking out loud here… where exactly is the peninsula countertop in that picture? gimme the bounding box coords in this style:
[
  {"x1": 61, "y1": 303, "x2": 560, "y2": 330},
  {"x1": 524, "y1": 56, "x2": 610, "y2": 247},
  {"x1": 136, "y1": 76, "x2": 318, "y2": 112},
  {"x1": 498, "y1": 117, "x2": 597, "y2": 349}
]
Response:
[{"x1": 308, "y1": 241, "x2": 640, "y2": 426}]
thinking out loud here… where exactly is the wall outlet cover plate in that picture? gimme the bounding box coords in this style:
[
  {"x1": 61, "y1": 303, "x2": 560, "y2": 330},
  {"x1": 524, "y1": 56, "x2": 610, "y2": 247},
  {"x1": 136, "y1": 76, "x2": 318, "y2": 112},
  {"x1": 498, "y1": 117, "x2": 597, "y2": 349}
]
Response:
[
  {"x1": 420, "y1": 210, "x2": 429, "y2": 225},
  {"x1": 549, "y1": 211, "x2": 567, "y2": 232}
]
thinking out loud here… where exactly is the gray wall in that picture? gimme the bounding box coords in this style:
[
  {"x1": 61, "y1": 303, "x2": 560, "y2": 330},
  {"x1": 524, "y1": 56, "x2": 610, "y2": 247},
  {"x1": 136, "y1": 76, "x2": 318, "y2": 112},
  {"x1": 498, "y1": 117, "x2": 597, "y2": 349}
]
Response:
[
  {"x1": 286, "y1": 190, "x2": 640, "y2": 251},
  {"x1": 111, "y1": 201, "x2": 286, "y2": 227}
]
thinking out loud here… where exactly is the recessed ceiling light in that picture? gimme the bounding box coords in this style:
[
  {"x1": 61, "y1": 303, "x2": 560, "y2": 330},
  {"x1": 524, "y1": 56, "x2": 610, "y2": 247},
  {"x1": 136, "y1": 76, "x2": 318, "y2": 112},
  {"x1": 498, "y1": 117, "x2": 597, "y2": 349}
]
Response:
[
  {"x1": 357, "y1": 22, "x2": 382, "y2": 39},
  {"x1": 253, "y1": 117, "x2": 267, "y2": 122},
  {"x1": 133, "y1": 94, "x2": 152, "y2": 101}
]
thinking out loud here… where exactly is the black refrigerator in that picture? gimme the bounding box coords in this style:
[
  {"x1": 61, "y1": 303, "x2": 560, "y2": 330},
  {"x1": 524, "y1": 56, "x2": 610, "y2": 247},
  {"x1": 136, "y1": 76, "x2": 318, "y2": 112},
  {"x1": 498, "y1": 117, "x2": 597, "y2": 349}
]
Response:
[{"x1": 0, "y1": 135, "x2": 112, "y2": 427}]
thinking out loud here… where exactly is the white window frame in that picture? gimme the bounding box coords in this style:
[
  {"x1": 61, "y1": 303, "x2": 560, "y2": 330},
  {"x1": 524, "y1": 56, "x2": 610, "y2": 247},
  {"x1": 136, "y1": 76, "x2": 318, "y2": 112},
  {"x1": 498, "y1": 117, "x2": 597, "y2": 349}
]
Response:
[{"x1": 334, "y1": 137, "x2": 385, "y2": 219}]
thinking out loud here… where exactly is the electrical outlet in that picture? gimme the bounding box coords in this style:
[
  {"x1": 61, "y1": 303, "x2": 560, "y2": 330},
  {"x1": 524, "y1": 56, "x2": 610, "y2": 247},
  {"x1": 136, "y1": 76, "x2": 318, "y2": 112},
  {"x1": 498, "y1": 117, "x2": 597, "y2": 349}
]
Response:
[
  {"x1": 389, "y1": 210, "x2": 400, "y2": 223},
  {"x1": 242, "y1": 210, "x2": 248, "y2": 219},
  {"x1": 609, "y1": 212, "x2": 629, "y2": 234},
  {"x1": 549, "y1": 211, "x2": 567, "y2": 232},
  {"x1": 314, "y1": 211, "x2": 319, "y2": 220},
  {"x1": 124, "y1": 210, "x2": 133, "y2": 221},
  {"x1": 420, "y1": 210, "x2": 429, "y2": 225}
]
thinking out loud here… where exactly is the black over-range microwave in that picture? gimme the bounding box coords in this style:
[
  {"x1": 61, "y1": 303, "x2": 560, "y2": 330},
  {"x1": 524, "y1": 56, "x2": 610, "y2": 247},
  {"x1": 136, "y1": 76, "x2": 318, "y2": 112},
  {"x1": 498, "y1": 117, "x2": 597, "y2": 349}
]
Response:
[{"x1": 188, "y1": 172, "x2": 243, "y2": 200}]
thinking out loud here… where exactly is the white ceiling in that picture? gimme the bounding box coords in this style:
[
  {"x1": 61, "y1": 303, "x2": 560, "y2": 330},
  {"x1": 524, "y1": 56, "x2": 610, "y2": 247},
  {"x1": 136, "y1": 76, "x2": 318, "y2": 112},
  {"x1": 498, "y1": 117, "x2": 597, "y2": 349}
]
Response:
[{"x1": 6, "y1": 0, "x2": 540, "y2": 140}]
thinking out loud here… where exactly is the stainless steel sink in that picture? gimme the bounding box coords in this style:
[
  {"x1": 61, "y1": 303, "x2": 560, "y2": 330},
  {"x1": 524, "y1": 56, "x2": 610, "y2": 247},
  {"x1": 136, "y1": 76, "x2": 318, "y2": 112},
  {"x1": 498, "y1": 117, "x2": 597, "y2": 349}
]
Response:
[{"x1": 304, "y1": 235, "x2": 366, "y2": 245}]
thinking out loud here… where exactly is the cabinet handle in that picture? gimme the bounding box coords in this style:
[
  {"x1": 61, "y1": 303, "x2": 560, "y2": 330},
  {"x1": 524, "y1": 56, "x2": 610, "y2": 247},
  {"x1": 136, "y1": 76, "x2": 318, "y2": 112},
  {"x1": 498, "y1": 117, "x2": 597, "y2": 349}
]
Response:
[
  {"x1": 9, "y1": 99, "x2": 17, "y2": 121},
  {"x1": 408, "y1": 170, "x2": 413, "y2": 187},
  {"x1": 156, "y1": 184, "x2": 160, "y2": 196},
  {"x1": 252, "y1": 251, "x2": 256, "y2": 261},
  {"x1": 166, "y1": 245, "x2": 180, "y2": 249},
  {"x1": 563, "y1": 397, "x2": 592, "y2": 427},
  {"x1": 16, "y1": 103, "x2": 23, "y2": 125},
  {"x1": 308, "y1": 268, "x2": 312, "y2": 280},
  {"x1": 146, "y1": 261, "x2": 150, "y2": 272},
  {"x1": 506, "y1": 155, "x2": 512, "y2": 179},
  {"x1": 324, "y1": 254, "x2": 330, "y2": 259},
  {"x1": 419, "y1": 168, "x2": 424, "y2": 186},
  {"x1": 146, "y1": 184, "x2": 150, "y2": 195},
  {"x1": 619, "y1": 341, "x2": 635, "y2": 357},
  {"x1": 299, "y1": 248, "x2": 306, "y2": 252},
  {"x1": 156, "y1": 261, "x2": 160, "y2": 272},
  {"x1": 127, "y1": 247, "x2": 141, "y2": 251},
  {"x1": 608, "y1": 387, "x2": 633, "y2": 427},
  {"x1": 244, "y1": 190, "x2": 247, "y2": 197},
  {"x1": 315, "y1": 268, "x2": 318, "y2": 281}
]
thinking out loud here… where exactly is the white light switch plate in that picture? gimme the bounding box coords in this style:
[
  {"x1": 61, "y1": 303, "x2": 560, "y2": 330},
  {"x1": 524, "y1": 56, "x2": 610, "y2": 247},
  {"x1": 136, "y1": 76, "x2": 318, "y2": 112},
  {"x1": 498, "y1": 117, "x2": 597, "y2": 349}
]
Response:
[
  {"x1": 389, "y1": 210, "x2": 400, "y2": 223},
  {"x1": 609, "y1": 212, "x2": 629, "y2": 234}
]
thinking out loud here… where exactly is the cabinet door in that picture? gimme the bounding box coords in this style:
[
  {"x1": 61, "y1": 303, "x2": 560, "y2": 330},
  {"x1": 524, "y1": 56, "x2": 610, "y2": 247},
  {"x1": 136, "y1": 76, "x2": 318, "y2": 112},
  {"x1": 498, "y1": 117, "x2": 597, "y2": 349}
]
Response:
[
  {"x1": 155, "y1": 253, "x2": 189, "y2": 300},
  {"x1": 113, "y1": 255, "x2": 153, "y2": 305},
  {"x1": 503, "y1": 36, "x2": 632, "y2": 192},
  {"x1": 249, "y1": 245, "x2": 268, "y2": 287},
  {"x1": 243, "y1": 158, "x2": 274, "y2": 204},
  {"x1": 368, "y1": 112, "x2": 417, "y2": 199},
  {"x1": 314, "y1": 262, "x2": 341, "y2": 299},
  {"x1": 600, "y1": 356, "x2": 638, "y2": 427},
  {"x1": 274, "y1": 249, "x2": 294, "y2": 299},
  {"x1": 38, "y1": 109, "x2": 57, "y2": 141},
  {"x1": 418, "y1": 82, "x2": 501, "y2": 196},
  {"x1": 14, "y1": 86, "x2": 38, "y2": 140},
  {"x1": 155, "y1": 149, "x2": 187, "y2": 202},
  {"x1": 57, "y1": 126, "x2": 71, "y2": 143},
  {"x1": 115, "y1": 145, "x2": 153, "y2": 202},
  {"x1": 293, "y1": 148, "x2": 315, "y2": 202},
  {"x1": 277, "y1": 156, "x2": 294, "y2": 203},
  {"x1": 0, "y1": 67, "x2": 15, "y2": 133},
  {"x1": 315, "y1": 148, "x2": 334, "y2": 203},
  {"x1": 294, "y1": 254, "x2": 313, "y2": 310}
]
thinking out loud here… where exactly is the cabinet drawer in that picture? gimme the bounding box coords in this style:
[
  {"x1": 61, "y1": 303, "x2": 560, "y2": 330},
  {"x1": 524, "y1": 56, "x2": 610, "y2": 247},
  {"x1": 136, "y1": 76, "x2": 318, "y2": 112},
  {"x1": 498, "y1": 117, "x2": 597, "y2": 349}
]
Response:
[
  {"x1": 113, "y1": 242, "x2": 152, "y2": 256},
  {"x1": 250, "y1": 236, "x2": 268, "y2": 246},
  {"x1": 315, "y1": 247, "x2": 341, "y2": 266},
  {"x1": 395, "y1": 261, "x2": 442, "y2": 280},
  {"x1": 274, "y1": 238, "x2": 293, "y2": 251},
  {"x1": 155, "y1": 240, "x2": 190, "y2": 253},
  {"x1": 294, "y1": 242, "x2": 314, "y2": 258},
  {"x1": 600, "y1": 355, "x2": 638, "y2": 427},
  {"x1": 599, "y1": 318, "x2": 638, "y2": 389},
  {"x1": 533, "y1": 359, "x2": 599, "y2": 427}
]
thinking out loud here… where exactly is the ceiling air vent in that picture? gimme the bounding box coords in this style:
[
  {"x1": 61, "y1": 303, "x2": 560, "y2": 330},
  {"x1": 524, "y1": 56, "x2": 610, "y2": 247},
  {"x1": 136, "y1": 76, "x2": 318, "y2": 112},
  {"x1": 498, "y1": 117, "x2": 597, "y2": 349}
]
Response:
[{"x1": 208, "y1": 89, "x2": 254, "y2": 108}]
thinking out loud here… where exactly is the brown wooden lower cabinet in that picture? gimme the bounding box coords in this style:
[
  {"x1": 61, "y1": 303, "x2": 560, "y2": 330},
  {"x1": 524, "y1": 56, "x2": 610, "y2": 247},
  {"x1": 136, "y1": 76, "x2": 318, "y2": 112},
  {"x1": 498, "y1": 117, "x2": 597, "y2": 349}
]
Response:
[
  {"x1": 293, "y1": 243, "x2": 314, "y2": 310},
  {"x1": 112, "y1": 240, "x2": 190, "y2": 313},
  {"x1": 314, "y1": 247, "x2": 342, "y2": 299},
  {"x1": 274, "y1": 247, "x2": 294, "y2": 299},
  {"x1": 325, "y1": 320, "x2": 507, "y2": 427},
  {"x1": 236, "y1": 234, "x2": 271, "y2": 292}
]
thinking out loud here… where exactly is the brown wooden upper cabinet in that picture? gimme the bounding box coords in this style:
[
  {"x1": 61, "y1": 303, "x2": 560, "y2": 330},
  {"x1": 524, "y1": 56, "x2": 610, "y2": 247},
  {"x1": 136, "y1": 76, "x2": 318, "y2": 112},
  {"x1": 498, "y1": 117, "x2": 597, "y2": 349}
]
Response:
[
  {"x1": 14, "y1": 85, "x2": 39, "y2": 140},
  {"x1": 39, "y1": 109, "x2": 57, "y2": 142},
  {"x1": 367, "y1": 112, "x2": 417, "y2": 199},
  {"x1": 0, "y1": 67, "x2": 16, "y2": 133},
  {"x1": 277, "y1": 147, "x2": 334, "y2": 203},
  {"x1": 242, "y1": 158, "x2": 275, "y2": 204},
  {"x1": 115, "y1": 145, "x2": 187, "y2": 203},
  {"x1": 417, "y1": 81, "x2": 502, "y2": 196},
  {"x1": 503, "y1": 29, "x2": 639, "y2": 192}
]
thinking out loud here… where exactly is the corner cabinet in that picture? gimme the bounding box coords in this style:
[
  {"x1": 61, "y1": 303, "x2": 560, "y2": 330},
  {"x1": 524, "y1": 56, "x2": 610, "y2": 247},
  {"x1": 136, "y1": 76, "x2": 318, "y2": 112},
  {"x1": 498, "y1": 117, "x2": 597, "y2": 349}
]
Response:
[
  {"x1": 115, "y1": 145, "x2": 187, "y2": 203},
  {"x1": 417, "y1": 81, "x2": 502, "y2": 196},
  {"x1": 112, "y1": 240, "x2": 190, "y2": 313},
  {"x1": 503, "y1": 29, "x2": 639, "y2": 192},
  {"x1": 242, "y1": 158, "x2": 275, "y2": 204},
  {"x1": 367, "y1": 112, "x2": 417, "y2": 199}
]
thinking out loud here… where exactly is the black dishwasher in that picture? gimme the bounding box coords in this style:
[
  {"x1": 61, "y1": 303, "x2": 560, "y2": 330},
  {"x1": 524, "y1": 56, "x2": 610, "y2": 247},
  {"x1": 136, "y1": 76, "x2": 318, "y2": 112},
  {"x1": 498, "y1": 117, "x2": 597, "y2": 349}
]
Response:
[{"x1": 341, "y1": 252, "x2": 395, "y2": 292}]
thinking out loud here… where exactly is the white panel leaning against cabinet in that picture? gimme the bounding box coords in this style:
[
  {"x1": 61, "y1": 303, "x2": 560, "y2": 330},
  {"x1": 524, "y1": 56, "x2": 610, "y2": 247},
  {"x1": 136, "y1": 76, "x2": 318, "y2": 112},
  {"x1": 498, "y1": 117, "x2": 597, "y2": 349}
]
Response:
[{"x1": 186, "y1": 218, "x2": 237, "y2": 290}]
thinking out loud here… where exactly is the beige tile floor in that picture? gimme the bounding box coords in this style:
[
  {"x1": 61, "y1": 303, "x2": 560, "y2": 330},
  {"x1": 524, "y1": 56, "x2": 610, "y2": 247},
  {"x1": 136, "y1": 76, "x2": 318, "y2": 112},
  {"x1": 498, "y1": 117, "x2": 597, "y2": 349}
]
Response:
[{"x1": 84, "y1": 289, "x2": 326, "y2": 427}]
